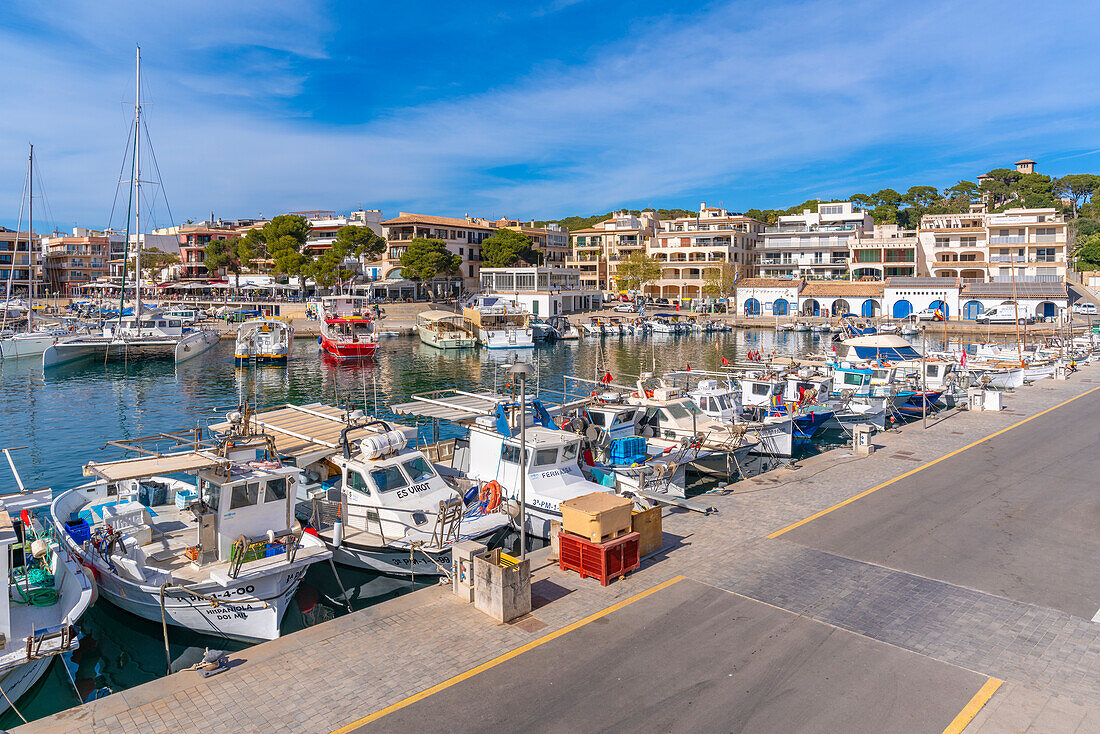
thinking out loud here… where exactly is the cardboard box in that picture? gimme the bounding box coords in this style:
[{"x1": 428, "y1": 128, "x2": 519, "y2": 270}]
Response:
[
  {"x1": 560, "y1": 492, "x2": 632, "y2": 543},
  {"x1": 631, "y1": 506, "x2": 663, "y2": 558}
]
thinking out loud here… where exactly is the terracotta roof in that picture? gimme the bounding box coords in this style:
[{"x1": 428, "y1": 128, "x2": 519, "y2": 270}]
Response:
[
  {"x1": 382, "y1": 213, "x2": 495, "y2": 230},
  {"x1": 735, "y1": 278, "x2": 803, "y2": 290},
  {"x1": 801, "y1": 281, "x2": 884, "y2": 297}
]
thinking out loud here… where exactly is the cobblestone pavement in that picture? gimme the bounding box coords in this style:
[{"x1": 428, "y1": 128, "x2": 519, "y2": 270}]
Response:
[{"x1": 22, "y1": 366, "x2": 1100, "y2": 733}]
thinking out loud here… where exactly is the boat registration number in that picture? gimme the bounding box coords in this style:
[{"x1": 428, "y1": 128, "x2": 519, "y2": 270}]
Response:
[{"x1": 395, "y1": 481, "x2": 430, "y2": 499}]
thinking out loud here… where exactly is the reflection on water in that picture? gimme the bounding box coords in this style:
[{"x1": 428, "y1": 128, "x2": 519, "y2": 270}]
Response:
[{"x1": 0, "y1": 327, "x2": 859, "y2": 725}]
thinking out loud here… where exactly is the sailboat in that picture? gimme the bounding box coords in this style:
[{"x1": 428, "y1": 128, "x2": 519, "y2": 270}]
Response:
[
  {"x1": 43, "y1": 48, "x2": 218, "y2": 370},
  {"x1": 0, "y1": 146, "x2": 83, "y2": 359}
]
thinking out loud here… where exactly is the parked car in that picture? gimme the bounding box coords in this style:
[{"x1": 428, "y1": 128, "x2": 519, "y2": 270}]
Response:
[
  {"x1": 1072, "y1": 302, "x2": 1098, "y2": 315},
  {"x1": 654, "y1": 298, "x2": 671, "y2": 307},
  {"x1": 612, "y1": 303, "x2": 636, "y2": 313},
  {"x1": 914, "y1": 308, "x2": 944, "y2": 322},
  {"x1": 976, "y1": 303, "x2": 1034, "y2": 325}
]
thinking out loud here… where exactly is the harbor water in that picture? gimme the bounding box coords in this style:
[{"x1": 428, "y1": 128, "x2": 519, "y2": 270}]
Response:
[{"x1": 0, "y1": 327, "x2": 893, "y2": 726}]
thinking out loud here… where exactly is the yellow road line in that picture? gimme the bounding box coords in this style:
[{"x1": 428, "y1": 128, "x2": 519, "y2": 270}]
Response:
[
  {"x1": 331, "y1": 574, "x2": 687, "y2": 733},
  {"x1": 768, "y1": 384, "x2": 1100, "y2": 538},
  {"x1": 942, "y1": 677, "x2": 1002, "y2": 734}
]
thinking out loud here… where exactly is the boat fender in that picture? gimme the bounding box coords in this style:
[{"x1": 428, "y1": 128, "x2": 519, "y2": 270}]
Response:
[
  {"x1": 30, "y1": 538, "x2": 49, "y2": 559},
  {"x1": 317, "y1": 336, "x2": 322, "y2": 344},
  {"x1": 80, "y1": 564, "x2": 99, "y2": 606},
  {"x1": 332, "y1": 519, "x2": 344, "y2": 548}
]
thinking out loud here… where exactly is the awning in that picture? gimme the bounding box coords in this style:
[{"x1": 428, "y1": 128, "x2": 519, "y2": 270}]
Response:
[
  {"x1": 83, "y1": 451, "x2": 225, "y2": 482},
  {"x1": 391, "y1": 391, "x2": 507, "y2": 423}
]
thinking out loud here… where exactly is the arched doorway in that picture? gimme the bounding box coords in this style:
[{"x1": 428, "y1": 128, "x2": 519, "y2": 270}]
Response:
[
  {"x1": 1036, "y1": 301, "x2": 1057, "y2": 319},
  {"x1": 892, "y1": 300, "x2": 913, "y2": 318},
  {"x1": 963, "y1": 300, "x2": 982, "y2": 320},
  {"x1": 928, "y1": 299, "x2": 949, "y2": 320},
  {"x1": 832, "y1": 299, "x2": 851, "y2": 315},
  {"x1": 802, "y1": 299, "x2": 820, "y2": 316},
  {"x1": 861, "y1": 299, "x2": 880, "y2": 318},
  {"x1": 744, "y1": 298, "x2": 761, "y2": 316},
  {"x1": 773, "y1": 298, "x2": 789, "y2": 316}
]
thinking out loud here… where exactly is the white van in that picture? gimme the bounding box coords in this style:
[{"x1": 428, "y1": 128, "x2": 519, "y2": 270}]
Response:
[
  {"x1": 976, "y1": 303, "x2": 1034, "y2": 325},
  {"x1": 162, "y1": 308, "x2": 205, "y2": 325}
]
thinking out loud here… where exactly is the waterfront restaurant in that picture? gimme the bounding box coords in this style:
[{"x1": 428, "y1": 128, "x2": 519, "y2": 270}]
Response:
[{"x1": 479, "y1": 266, "x2": 603, "y2": 316}]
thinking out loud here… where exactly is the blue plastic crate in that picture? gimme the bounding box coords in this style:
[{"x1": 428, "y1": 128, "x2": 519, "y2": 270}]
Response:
[{"x1": 64, "y1": 518, "x2": 91, "y2": 545}]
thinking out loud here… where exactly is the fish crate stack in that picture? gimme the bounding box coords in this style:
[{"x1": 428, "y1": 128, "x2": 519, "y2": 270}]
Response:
[{"x1": 558, "y1": 493, "x2": 640, "y2": 586}]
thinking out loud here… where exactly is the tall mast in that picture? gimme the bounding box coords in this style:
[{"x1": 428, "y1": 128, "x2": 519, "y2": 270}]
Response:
[
  {"x1": 1011, "y1": 249, "x2": 1022, "y2": 366},
  {"x1": 27, "y1": 144, "x2": 33, "y2": 331},
  {"x1": 134, "y1": 45, "x2": 143, "y2": 325}
]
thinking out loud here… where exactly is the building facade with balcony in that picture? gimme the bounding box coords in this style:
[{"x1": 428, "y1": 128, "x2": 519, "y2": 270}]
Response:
[
  {"x1": 381, "y1": 213, "x2": 495, "y2": 293},
  {"x1": 492, "y1": 219, "x2": 572, "y2": 265},
  {"x1": 296, "y1": 209, "x2": 384, "y2": 256},
  {"x1": 650, "y1": 203, "x2": 763, "y2": 301},
  {"x1": 756, "y1": 201, "x2": 872, "y2": 280},
  {"x1": 177, "y1": 224, "x2": 243, "y2": 279},
  {"x1": 849, "y1": 224, "x2": 921, "y2": 280},
  {"x1": 917, "y1": 206, "x2": 1067, "y2": 283},
  {"x1": 567, "y1": 211, "x2": 658, "y2": 291},
  {"x1": 479, "y1": 266, "x2": 603, "y2": 315},
  {"x1": 0, "y1": 227, "x2": 41, "y2": 296},
  {"x1": 41, "y1": 228, "x2": 116, "y2": 295}
]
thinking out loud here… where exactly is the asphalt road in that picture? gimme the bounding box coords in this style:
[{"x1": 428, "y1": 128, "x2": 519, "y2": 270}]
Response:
[
  {"x1": 360, "y1": 579, "x2": 984, "y2": 734},
  {"x1": 783, "y1": 386, "x2": 1100, "y2": 619}
]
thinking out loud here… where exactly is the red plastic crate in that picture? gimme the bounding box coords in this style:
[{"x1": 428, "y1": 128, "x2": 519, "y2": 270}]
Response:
[{"x1": 558, "y1": 531, "x2": 641, "y2": 586}]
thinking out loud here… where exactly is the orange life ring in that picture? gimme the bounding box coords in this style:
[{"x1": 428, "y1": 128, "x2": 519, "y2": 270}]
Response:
[
  {"x1": 644, "y1": 390, "x2": 654, "y2": 399},
  {"x1": 478, "y1": 481, "x2": 502, "y2": 511}
]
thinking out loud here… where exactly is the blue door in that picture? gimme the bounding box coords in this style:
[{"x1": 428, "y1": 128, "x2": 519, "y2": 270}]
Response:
[
  {"x1": 773, "y1": 299, "x2": 788, "y2": 316},
  {"x1": 1039, "y1": 301, "x2": 1056, "y2": 318},
  {"x1": 892, "y1": 300, "x2": 912, "y2": 319},
  {"x1": 861, "y1": 299, "x2": 877, "y2": 318},
  {"x1": 963, "y1": 300, "x2": 981, "y2": 320},
  {"x1": 928, "y1": 300, "x2": 949, "y2": 320},
  {"x1": 744, "y1": 298, "x2": 761, "y2": 316}
]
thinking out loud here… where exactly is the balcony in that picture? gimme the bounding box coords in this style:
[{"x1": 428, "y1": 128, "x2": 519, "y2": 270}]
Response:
[
  {"x1": 764, "y1": 223, "x2": 858, "y2": 234},
  {"x1": 989, "y1": 236, "x2": 1026, "y2": 245}
]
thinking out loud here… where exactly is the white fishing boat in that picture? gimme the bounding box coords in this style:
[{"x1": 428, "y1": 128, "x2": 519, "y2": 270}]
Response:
[
  {"x1": 50, "y1": 434, "x2": 331, "y2": 642},
  {"x1": 0, "y1": 455, "x2": 96, "y2": 717},
  {"x1": 463, "y1": 295, "x2": 534, "y2": 349},
  {"x1": 209, "y1": 404, "x2": 511, "y2": 576},
  {"x1": 775, "y1": 322, "x2": 795, "y2": 332},
  {"x1": 235, "y1": 318, "x2": 293, "y2": 364},
  {"x1": 417, "y1": 310, "x2": 477, "y2": 349},
  {"x1": 42, "y1": 309, "x2": 220, "y2": 369}
]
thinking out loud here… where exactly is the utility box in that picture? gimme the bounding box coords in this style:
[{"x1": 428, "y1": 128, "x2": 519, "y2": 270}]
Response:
[
  {"x1": 853, "y1": 424, "x2": 875, "y2": 456},
  {"x1": 983, "y1": 390, "x2": 1003, "y2": 411},
  {"x1": 1054, "y1": 365, "x2": 1068, "y2": 380},
  {"x1": 548, "y1": 520, "x2": 562, "y2": 561},
  {"x1": 451, "y1": 540, "x2": 486, "y2": 603},
  {"x1": 967, "y1": 388, "x2": 985, "y2": 412},
  {"x1": 473, "y1": 549, "x2": 531, "y2": 623},
  {"x1": 560, "y1": 492, "x2": 633, "y2": 543},
  {"x1": 631, "y1": 506, "x2": 663, "y2": 558}
]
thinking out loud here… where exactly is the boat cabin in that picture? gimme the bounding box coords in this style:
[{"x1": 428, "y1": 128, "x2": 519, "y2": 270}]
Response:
[
  {"x1": 104, "y1": 311, "x2": 186, "y2": 339},
  {"x1": 687, "y1": 379, "x2": 743, "y2": 422}
]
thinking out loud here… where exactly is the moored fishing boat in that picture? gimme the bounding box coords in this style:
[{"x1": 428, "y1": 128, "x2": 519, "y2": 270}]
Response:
[
  {"x1": 463, "y1": 295, "x2": 534, "y2": 348},
  {"x1": 319, "y1": 295, "x2": 377, "y2": 360},
  {"x1": 235, "y1": 318, "x2": 293, "y2": 364},
  {"x1": 416, "y1": 310, "x2": 477, "y2": 349}
]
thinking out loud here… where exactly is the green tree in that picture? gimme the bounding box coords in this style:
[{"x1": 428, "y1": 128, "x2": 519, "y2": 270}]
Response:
[
  {"x1": 944, "y1": 181, "x2": 980, "y2": 208},
  {"x1": 614, "y1": 251, "x2": 662, "y2": 293},
  {"x1": 980, "y1": 168, "x2": 1021, "y2": 209},
  {"x1": 1074, "y1": 232, "x2": 1100, "y2": 270},
  {"x1": 480, "y1": 228, "x2": 540, "y2": 267},
  {"x1": 702, "y1": 262, "x2": 739, "y2": 303},
  {"x1": 203, "y1": 239, "x2": 240, "y2": 288},
  {"x1": 1053, "y1": 174, "x2": 1098, "y2": 218},
  {"x1": 129, "y1": 247, "x2": 179, "y2": 283},
  {"x1": 334, "y1": 225, "x2": 386, "y2": 260},
  {"x1": 398, "y1": 238, "x2": 462, "y2": 295}
]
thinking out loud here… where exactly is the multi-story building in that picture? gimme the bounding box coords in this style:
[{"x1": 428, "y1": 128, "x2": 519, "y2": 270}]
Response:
[
  {"x1": 650, "y1": 203, "x2": 764, "y2": 301},
  {"x1": 41, "y1": 228, "x2": 116, "y2": 295},
  {"x1": 849, "y1": 224, "x2": 921, "y2": 280},
  {"x1": 492, "y1": 219, "x2": 571, "y2": 265},
  {"x1": 177, "y1": 224, "x2": 243, "y2": 279},
  {"x1": 917, "y1": 206, "x2": 1067, "y2": 282},
  {"x1": 381, "y1": 213, "x2": 496, "y2": 293},
  {"x1": 567, "y1": 211, "x2": 658, "y2": 291},
  {"x1": 756, "y1": 201, "x2": 872, "y2": 280},
  {"x1": 295, "y1": 209, "x2": 384, "y2": 256},
  {"x1": 0, "y1": 227, "x2": 40, "y2": 296}
]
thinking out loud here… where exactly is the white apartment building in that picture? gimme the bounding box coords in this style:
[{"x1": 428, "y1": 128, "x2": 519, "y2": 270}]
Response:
[
  {"x1": 917, "y1": 206, "x2": 1067, "y2": 283},
  {"x1": 298, "y1": 209, "x2": 384, "y2": 256},
  {"x1": 567, "y1": 211, "x2": 658, "y2": 291},
  {"x1": 756, "y1": 201, "x2": 873, "y2": 280},
  {"x1": 649, "y1": 203, "x2": 764, "y2": 301},
  {"x1": 849, "y1": 224, "x2": 922, "y2": 280},
  {"x1": 381, "y1": 213, "x2": 496, "y2": 293},
  {"x1": 479, "y1": 266, "x2": 603, "y2": 316}
]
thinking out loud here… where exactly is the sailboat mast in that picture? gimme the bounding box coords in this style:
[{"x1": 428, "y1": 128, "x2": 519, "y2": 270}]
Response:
[
  {"x1": 134, "y1": 45, "x2": 143, "y2": 325},
  {"x1": 1011, "y1": 249, "x2": 1022, "y2": 366},
  {"x1": 27, "y1": 144, "x2": 33, "y2": 331}
]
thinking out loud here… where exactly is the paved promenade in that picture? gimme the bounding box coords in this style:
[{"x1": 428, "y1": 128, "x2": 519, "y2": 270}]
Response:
[{"x1": 21, "y1": 365, "x2": 1100, "y2": 733}]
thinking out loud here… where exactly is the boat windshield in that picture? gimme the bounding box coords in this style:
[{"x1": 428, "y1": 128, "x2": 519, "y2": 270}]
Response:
[
  {"x1": 402, "y1": 456, "x2": 435, "y2": 483},
  {"x1": 370, "y1": 465, "x2": 408, "y2": 493},
  {"x1": 534, "y1": 448, "x2": 558, "y2": 467}
]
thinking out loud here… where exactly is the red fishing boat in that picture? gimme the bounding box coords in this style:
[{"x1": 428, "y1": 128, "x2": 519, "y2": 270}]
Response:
[{"x1": 319, "y1": 296, "x2": 377, "y2": 360}]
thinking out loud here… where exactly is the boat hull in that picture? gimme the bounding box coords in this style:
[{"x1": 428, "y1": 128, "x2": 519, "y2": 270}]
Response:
[
  {"x1": 321, "y1": 338, "x2": 377, "y2": 360},
  {"x1": 0, "y1": 333, "x2": 71, "y2": 359},
  {"x1": 0, "y1": 654, "x2": 52, "y2": 716}
]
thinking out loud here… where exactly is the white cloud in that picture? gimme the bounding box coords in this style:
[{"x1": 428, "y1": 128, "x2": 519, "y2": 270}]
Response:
[{"x1": 3, "y1": 0, "x2": 1100, "y2": 227}]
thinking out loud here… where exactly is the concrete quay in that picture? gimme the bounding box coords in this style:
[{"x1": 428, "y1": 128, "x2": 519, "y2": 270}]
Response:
[{"x1": 20, "y1": 365, "x2": 1100, "y2": 733}]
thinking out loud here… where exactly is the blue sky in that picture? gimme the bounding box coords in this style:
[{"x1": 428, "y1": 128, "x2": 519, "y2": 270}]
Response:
[{"x1": 3, "y1": 0, "x2": 1100, "y2": 231}]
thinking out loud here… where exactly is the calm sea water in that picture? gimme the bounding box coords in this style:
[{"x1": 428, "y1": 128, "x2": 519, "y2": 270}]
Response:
[{"x1": 0, "y1": 327, "x2": 847, "y2": 725}]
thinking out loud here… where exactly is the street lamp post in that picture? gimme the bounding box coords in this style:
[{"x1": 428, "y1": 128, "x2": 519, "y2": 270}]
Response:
[{"x1": 509, "y1": 361, "x2": 533, "y2": 561}]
